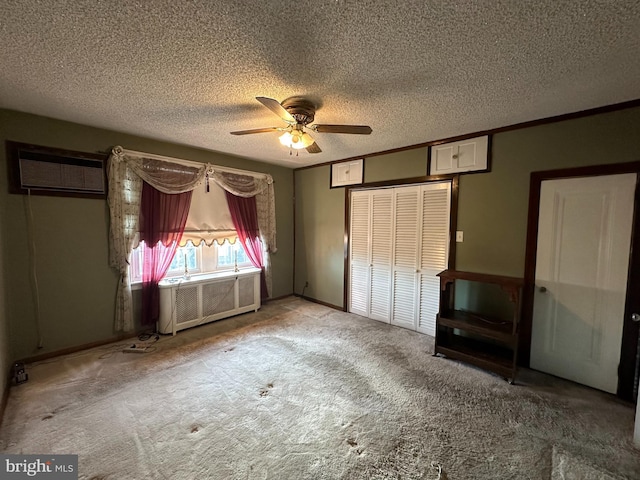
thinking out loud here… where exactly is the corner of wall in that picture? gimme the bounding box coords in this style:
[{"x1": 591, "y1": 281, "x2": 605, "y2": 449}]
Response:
[{"x1": 0, "y1": 187, "x2": 10, "y2": 425}]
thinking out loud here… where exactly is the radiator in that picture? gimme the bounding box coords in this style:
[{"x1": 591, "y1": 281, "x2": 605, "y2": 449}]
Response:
[{"x1": 158, "y1": 268, "x2": 261, "y2": 335}]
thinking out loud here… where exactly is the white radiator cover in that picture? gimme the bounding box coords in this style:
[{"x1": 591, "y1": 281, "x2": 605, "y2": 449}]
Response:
[{"x1": 158, "y1": 268, "x2": 261, "y2": 335}]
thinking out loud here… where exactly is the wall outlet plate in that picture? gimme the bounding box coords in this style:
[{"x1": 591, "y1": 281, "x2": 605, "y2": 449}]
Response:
[{"x1": 456, "y1": 231, "x2": 464, "y2": 243}]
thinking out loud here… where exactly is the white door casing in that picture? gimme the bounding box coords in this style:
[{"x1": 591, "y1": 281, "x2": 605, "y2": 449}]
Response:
[{"x1": 530, "y1": 173, "x2": 636, "y2": 393}]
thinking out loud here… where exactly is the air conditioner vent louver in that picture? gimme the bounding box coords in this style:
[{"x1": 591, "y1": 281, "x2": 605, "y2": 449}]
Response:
[{"x1": 7, "y1": 141, "x2": 107, "y2": 198}]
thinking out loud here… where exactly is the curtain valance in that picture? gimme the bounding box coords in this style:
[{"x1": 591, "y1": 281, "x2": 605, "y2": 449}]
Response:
[
  {"x1": 107, "y1": 146, "x2": 276, "y2": 332},
  {"x1": 129, "y1": 158, "x2": 205, "y2": 194},
  {"x1": 210, "y1": 171, "x2": 277, "y2": 254}
]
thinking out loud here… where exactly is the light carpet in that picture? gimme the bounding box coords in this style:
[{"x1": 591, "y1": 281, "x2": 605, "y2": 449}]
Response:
[{"x1": 1, "y1": 297, "x2": 639, "y2": 479}]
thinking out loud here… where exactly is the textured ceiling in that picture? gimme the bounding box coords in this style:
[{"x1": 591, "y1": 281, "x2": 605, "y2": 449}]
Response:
[{"x1": 1, "y1": 1, "x2": 640, "y2": 168}]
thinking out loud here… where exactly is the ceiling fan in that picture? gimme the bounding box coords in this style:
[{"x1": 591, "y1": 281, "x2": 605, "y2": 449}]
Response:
[{"x1": 231, "y1": 96, "x2": 372, "y2": 154}]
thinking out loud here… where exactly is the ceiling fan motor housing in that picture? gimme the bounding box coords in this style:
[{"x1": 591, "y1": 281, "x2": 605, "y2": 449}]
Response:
[{"x1": 281, "y1": 98, "x2": 316, "y2": 125}]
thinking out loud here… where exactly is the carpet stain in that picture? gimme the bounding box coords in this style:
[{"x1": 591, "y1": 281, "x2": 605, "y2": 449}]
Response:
[
  {"x1": 259, "y1": 382, "x2": 274, "y2": 397},
  {"x1": 41, "y1": 414, "x2": 54, "y2": 421},
  {"x1": 347, "y1": 438, "x2": 364, "y2": 455},
  {"x1": 190, "y1": 425, "x2": 200, "y2": 433},
  {"x1": 223, "y1": 347, "x2": 235, "y2": 352}
]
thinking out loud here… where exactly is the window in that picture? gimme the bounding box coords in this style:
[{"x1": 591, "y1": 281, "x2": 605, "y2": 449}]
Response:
[
  {"x1": 165, "y1": 243, "x2": 200, "y2": 277},
  {"x1": 129, "y1": 239, "x2": 253, "y2": 284},
  {"x1": 217, "y1": 241, "x2": 249, "y2": 268}
]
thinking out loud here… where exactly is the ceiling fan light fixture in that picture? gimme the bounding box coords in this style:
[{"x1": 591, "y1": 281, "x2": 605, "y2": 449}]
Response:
[
  {"x1": 298, "y1": 132, "x2": 314, "y2": 148},
  {"x1": 231, "y1": 96, "x2": 370, "y2": 154},
  {"x1": 279, "y1": 131, "x2": 294, "y2": 147},
  {"x1": 279, "y1": 130, "x2": 314, "y2": 149}
]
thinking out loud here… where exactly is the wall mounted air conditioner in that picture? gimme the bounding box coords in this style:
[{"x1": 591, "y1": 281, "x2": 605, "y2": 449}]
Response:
[{"x1": 6, "y1": 141, "x2": 107, "y2": 198}]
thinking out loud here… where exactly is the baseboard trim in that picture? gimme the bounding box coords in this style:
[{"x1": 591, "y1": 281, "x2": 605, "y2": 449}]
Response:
[
  {"x1": 295, "y1": 294, "x2": 345, "y2": 312},
  {"x1": 264, "y1": 293, "x2": 296, "y2": 303},
  {"x1": 16, "y1": 330, "x2": 146, "y2": 365}
]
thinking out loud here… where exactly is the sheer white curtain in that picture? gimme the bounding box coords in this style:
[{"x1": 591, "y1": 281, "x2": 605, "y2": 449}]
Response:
[
  {"x1": 107, "y1": 146, "x2": 276, "y2": 332},
  {"x1": 107, "y1": 148, "x2": 143, "y2": 332},
  {"x1": 108, "y1": 147, "x2": 206, "y2": 331}
]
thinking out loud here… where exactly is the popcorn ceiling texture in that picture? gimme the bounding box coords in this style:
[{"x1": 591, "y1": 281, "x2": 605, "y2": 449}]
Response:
[{"x1": 1, "y1": 1, "x2": 639, "y2": 167}]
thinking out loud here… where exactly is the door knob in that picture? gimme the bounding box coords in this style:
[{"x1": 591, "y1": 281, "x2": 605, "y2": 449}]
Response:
[
  {"x1": 539, "y1": 286, "x2": 547, "y2": 293},
  {"x1": 632, "y1": 313, "x2": 640, "y2": 322}
]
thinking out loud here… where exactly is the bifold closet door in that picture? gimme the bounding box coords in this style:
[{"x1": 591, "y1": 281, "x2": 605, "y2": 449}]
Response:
[
  {"x1": 349, "y1": 189, "x2": 393, "y2": 321},
  {"x1": 349, "y1": 191, "x2": 371, "y2": 317},
  {"x1": 349, "y1": 182, "x2": 451, "y2": 336},
  {"x1": 416, "y1": 182, "x2": 451, "y2": 335},
  {"x1": 391, "y1": 186, "x2": 420, "y2": 329},
  {"x1": 391, "y1": 183, "x2": 451, "y2": 333},
  {"x1": 369, "y1": 190, "x2": 393, "y2": 321}
]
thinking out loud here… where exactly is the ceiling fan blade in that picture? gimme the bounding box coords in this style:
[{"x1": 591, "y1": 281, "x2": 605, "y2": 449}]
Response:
[
  {"x1": 256, "y1": 97, "x2": 295, "y2": 123},
  {"x1": 313, "y1": 124, "x2": 372, "y2": 134},
  {"x1": 306, "y1": 142, "x2": 322, "y2": 154},
  {"x1": 230, "y1": 127, "x2": 280, "y2": 135}
]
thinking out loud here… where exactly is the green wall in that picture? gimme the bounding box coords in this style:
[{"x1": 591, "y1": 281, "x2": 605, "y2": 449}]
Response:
[
  {"x1": 294, "y1": 165, "x2": 346, "y2": 303},
  {"x1": 0, "y1": 192, "x2": 8, "y2": 399},
  {"x1": 294, "y1": 106, "x2": 640, "y2": 309},
  {"x1": 2, "y1": 105, "x2": 639, "y2": 362},
  {"x1": 0, "y1": 109, "x2": 294, "y2": 361}
]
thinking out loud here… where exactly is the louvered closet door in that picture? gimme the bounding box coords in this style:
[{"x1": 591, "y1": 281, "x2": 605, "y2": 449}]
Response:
[
  {"x1": 391, "y1": 186, "x2": 420, "y2": 329},
  {"x1": 369, "y1": 190, "x2": 393, "y2": 322},
  {"x1": 349, "y1": 191, "x2": 371, "y2": 317},
  {"x1": 349, "y1": 182, "x2": 452, "y2": 334},
  {"x1": 416, "y1": 182, "x2": 451, "y2": 335}
]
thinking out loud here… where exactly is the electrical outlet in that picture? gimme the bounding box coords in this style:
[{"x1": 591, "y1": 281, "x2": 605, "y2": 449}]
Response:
[
  {"x1": 456, "y1": 231, "x2": 464, "y2": 243},
  {"x1": 304, "y1": 281, "x2": 309, "y2": 288}
]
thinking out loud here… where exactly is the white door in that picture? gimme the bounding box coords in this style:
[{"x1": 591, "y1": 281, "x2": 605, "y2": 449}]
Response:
[
  {"x1": 391, "y1": 186, "x2": 420, "y2": 329},
  {"x1": 416, "y1": 182, "x2": 451, "y2": 335},
  {"x1": 530, "y1": 173, "x2": 636, "y2": 393},
  {"x1": 369, "y1": 190, "x2": 393, "y2": 322},
  {"x1": 349, "y1": 191, "x2": 371, "y2": 317},
  {"x1": 349, "y1": 182, "x2": 451, "y2": 336},
  {"x1": 349, "y1": 189, "x2": 393, "y2": 321}
]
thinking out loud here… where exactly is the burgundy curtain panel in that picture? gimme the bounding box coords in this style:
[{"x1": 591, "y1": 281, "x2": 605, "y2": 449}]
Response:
[
  {"x1": 139, "y1": 182, "x2": 192, "y2": 326},
  {"x1": 224, "y1": 191, "x2": 269, "y2": 299}
]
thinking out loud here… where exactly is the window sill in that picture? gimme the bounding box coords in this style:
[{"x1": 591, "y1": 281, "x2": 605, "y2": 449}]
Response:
[{"x1": 130, "y1": 267, "x2": 260, "y2": 290}]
